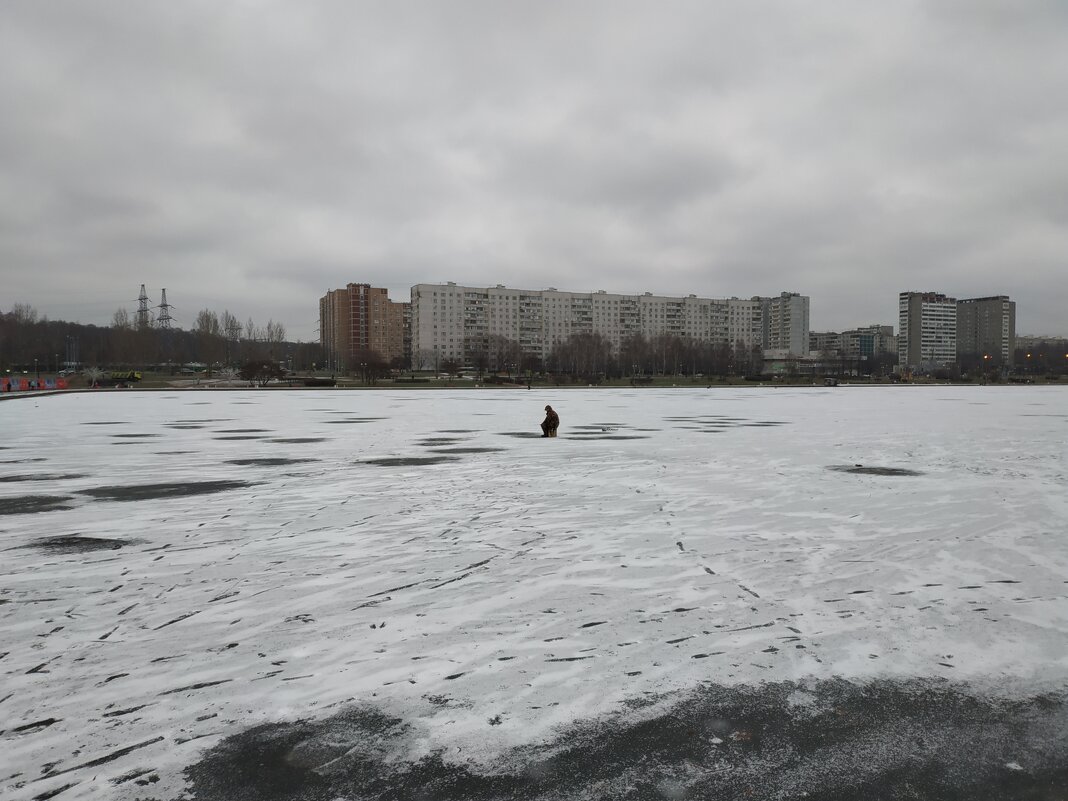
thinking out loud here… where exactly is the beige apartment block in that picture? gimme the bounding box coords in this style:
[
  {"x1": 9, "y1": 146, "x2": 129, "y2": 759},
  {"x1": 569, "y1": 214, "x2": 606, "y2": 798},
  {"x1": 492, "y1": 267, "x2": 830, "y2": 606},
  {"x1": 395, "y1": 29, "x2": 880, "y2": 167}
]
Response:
[{"x1": 410, "y1": 283, "x2": 810, "y2": 367}]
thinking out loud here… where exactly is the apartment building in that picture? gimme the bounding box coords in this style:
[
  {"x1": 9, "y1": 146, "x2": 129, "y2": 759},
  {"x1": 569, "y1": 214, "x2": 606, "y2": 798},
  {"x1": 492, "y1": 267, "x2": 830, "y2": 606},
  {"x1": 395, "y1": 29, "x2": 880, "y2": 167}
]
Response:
[
  {"x1": 810, "y1": 331, "x2": 843, "y2": 354},
  {"x1": 726, "y1": 297, "x2": 764, "y2": 351},
  {"x1": 319, "y1": 283, "x2": 409, "y2": 370},
  {"x1": 898, "y1": 292, "x2": 957, "y2": 369},
  {"x1": 956, "y1": 295, "x2": 1015, "y2": 367},
  {"x1": 409, "y1": 283, "x2": 811, "y2": 366},
  {"x1": 810, "y1": 325, "x2": 896, "y2": 360},
  {"x1": 841, "y1": 325, "x2": 896, "y2": 360},
  {"x1": 762, "y1": 292, "x2": 810, "y2": 355}
]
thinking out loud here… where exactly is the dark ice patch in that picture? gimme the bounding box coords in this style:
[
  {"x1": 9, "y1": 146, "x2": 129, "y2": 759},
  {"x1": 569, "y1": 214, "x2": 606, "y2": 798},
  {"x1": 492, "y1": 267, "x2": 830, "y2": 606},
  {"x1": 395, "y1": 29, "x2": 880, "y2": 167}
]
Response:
[
  {"x1": 77, "y1": 481, "x2": 253, "y2": 502},
  {"x1": 0, "y1": 474, "x2": 86, "y2": 482},
  {"x1": 568, "y1": 434, "x2": 651, "y2": 440},
  {"x1": 427, "y1": 447, "x2": 506, "y2": 454},
  {"x1": 109, "y1": 433, "x2": 160, "y2": 438},
  {"x1": 186, "y1": 709, "x2": 401, "y2": 800},
  {"x1": 270, "y1": 437, "x2": 328, "y2": 444},
  {"x1": 0, "y1": 495, "x2": 75, "y2": 514},
  {"x1": 216, "y1": 429, "x2": 273, "y2": 433},
  {"x1": 185, "y1": 679, "x2": 1068, "y2": 801},
  {"x1": 29, "y1": 535, "x2": 140, "y2": 553},
  {"x1": 498, "y1": 432, "x2": 546, "y2": 439},
  {"x1": 665, "y1": 416, "x2": 788, "y2": 434},
  {"x1": 363, "y1": 456, "x2": 462, "y2": 467},
  {"x1": 828, "y1": 465, "x2": 925, "y2": 476},
  {"x1": 226, "y1": 458, "x2": 319, "y2": 466}
]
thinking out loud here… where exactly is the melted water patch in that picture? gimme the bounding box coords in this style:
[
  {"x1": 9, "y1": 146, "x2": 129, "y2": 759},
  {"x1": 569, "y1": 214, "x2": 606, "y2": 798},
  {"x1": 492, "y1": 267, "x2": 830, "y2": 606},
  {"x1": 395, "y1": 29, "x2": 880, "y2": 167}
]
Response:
[
  {"x1": 185, "y1": 679, "x2": 1068, "y2": 801},
  {"x1": 29, "y1": 535, "x2": 141, "y2": 553},
  {"x1": 0, "y1": 473, "x2": 87, "y2": 482},
  {"x1": 225, "y1": 458, "x2": 319, "y2": 466},
  {"x1": 0, "y1": 495, "x2": 75, "y2": 514},
  {"x1": 77, "y1": 481, "x2": 254, "y2": 502},
  {"x1": 362, "y1": 456, "x2": 462, "y2": 467},
  {"x1": 827, "y1": 465, "x2": 925, "y2": 477}
]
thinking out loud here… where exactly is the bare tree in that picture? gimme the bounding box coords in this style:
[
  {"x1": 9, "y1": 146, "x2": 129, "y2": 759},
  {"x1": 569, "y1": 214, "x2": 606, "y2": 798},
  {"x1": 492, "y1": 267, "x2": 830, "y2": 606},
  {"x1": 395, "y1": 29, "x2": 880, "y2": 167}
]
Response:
[
  {"x1": 264, "y1": 320, "x2": 285, "y2": 362},
  {"x1": 195, "y1": 309, "x2": 220, "y2": 336},
  {"x1": 351, "y1": 348, "x2": 387, "y2": 384},
  {"x1": 415, "y1": 348, "x2": 439, "y2": 371},
  {"x1": 195, "y1": 309, "x2": 223, "y2": 375},
  {"x1": 464, "y1": 336, "x2": 489, "y2": 377},
  {"x1": 548, "y1": 332, "x2": 612, "y2": 381},
  {"x1": 265, "y1": 320, "x2": 286, "y2": 344},
  {"x1": 242, "y1": 317, "x2": 267, "y2": 361},
  {"x1": 239, "y1": 359, "x2": 284, "y2": 387},
  {"x1": 487, "y1": 335, "x2": 521, "y2": 373},
  {"x1": 440, "y1": 357, "x2": 460, "y2": 378},
  {"x1": 221, "y1": 310, "x2": 241, "y2": 366},
  {"x1": 11, "y1": 303, "x2": 39, "y2": 325}
]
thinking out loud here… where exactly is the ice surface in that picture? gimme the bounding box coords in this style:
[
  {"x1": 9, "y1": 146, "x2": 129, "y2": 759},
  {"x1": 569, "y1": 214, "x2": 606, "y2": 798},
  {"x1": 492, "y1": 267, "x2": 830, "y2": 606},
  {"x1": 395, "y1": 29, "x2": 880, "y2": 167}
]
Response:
[{"x1": 1, "y1": 386, "x2": 1066, "y2": 799}]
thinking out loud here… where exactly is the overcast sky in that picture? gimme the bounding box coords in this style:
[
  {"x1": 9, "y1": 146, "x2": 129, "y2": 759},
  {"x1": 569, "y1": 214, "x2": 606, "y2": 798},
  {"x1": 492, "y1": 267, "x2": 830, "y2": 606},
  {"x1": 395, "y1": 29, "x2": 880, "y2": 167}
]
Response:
[{"x1": 2, "y1": 1, "x2": 1066, "y2": 339}]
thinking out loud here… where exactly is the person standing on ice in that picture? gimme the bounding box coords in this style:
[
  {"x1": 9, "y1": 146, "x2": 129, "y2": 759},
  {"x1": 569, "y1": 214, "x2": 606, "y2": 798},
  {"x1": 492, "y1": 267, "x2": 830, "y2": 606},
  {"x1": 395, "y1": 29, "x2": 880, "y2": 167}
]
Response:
[{"x1": 541, "y1": 405, "x2": 560, "y2": 437}]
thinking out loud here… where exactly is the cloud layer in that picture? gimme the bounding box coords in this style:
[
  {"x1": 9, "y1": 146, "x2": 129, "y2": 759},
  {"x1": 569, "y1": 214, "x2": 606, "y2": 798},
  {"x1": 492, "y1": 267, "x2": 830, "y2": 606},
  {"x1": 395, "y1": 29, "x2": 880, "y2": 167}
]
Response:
[{"x1": 2, "y1": 1, "x2": 1066, "y2": 337}]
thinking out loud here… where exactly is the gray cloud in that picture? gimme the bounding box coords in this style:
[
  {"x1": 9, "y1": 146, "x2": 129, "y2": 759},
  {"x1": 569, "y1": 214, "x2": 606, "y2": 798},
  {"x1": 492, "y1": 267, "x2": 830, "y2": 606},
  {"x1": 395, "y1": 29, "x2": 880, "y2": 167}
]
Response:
[{"x1": 2, "y1": 1, "x2": 1066, "y2": 337}]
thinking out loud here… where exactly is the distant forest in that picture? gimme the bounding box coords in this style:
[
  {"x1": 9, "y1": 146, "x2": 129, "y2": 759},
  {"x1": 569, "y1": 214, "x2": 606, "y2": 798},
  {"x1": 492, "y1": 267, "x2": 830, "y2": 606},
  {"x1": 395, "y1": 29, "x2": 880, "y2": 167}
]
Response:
[{"x1": 0, "y1": 303, "x2": 323, "y2": 373}]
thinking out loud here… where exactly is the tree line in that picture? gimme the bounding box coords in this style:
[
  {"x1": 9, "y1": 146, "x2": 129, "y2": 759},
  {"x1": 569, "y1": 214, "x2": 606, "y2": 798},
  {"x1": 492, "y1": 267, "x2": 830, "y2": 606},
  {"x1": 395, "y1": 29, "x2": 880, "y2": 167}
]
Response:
[
  {"x1": 0, "y1": 303, "x2": 322, "y2": 374},
  {"x1": 416, "y1": 332, "x2": 770, "y2": 381}
]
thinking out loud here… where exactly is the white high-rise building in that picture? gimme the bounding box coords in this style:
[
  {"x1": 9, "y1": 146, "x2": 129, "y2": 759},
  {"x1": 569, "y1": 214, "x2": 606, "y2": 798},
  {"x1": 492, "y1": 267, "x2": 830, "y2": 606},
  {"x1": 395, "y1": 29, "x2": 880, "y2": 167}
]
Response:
[
  {"x1": 761, "y1": 292, "x2": 810, "y2": 356},
  {"x1": 898, "y1": 291, "x2": 957, "y2": 369},
  {"x1": 410, "y1": 283, "x2": 733, "y2": 366},
  {"x1": 409, "y1": 283, "x2": 811, "y2": 368},
  {"x1": 725, "y1": 297, "x2": 764, "y2": 352}
]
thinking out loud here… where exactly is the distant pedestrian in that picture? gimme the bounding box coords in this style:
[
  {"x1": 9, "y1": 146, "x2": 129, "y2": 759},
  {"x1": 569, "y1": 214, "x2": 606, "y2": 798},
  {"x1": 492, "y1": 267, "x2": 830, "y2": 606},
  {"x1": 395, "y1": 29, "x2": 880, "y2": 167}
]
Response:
[{"x1": 541, "y1": 405, "x2": 559, "y2": 438}]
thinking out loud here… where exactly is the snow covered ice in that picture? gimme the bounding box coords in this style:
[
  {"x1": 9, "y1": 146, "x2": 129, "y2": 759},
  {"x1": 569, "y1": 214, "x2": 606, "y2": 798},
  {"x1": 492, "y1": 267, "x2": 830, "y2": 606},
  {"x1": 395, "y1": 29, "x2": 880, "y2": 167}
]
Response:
[{"x1": 1, "y1": 386, "x2": 1067, "y2": 800}]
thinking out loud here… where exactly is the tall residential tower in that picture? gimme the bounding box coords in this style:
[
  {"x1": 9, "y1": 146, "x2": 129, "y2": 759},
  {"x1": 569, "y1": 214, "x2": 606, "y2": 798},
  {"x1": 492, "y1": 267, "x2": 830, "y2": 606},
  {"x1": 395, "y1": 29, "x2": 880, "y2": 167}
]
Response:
[
  {"x1": 898, "y1": 291, "x2": 957, "y2": 370},
  {"x1": 957, "y1": 295, "x2": 1015, "y2": 368},
  {"x1": 319, "y1": 283, "x2": 409, "y2": 371}
]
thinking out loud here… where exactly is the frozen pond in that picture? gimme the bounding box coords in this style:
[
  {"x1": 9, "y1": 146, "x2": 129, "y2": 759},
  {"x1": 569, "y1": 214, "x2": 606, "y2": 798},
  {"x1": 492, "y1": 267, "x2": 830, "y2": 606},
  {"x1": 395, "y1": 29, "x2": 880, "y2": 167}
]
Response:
[{"x1": 2, "y1": 386, "x2": 1067, "y2": 799}]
